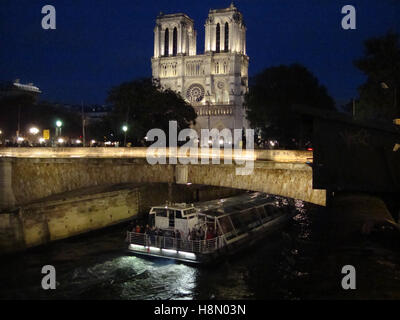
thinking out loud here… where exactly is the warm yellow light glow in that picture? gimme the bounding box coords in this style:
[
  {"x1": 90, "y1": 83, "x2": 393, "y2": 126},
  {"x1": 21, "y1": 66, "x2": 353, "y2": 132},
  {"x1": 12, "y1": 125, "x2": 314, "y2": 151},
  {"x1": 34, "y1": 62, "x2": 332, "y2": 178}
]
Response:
[
  {"x1": 0, "y1": 147, "x2": 310, "y2": 163},
  {"x1": 29, "y1": 127, "x2": 39, "y2": 135}
]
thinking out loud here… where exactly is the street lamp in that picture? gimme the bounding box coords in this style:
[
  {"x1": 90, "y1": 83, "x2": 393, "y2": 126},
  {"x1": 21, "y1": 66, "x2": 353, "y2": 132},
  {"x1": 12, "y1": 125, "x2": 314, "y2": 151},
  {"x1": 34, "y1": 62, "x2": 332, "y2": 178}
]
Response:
[
  {"x1": 29, "y1": 127, "x2": 39, "y2": 135},
  {"x1": 56, "y1": 120, "x2": 63, "y2": 137},
  {"x1": 122, "y1": 125, "x2": 128, "y2": 147}
]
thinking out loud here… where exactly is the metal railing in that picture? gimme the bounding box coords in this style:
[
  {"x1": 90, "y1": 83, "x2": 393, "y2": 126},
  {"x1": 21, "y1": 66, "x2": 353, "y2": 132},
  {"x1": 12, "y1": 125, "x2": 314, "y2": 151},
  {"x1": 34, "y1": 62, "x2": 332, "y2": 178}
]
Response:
[{"x1": 127, "y1": 231, "x2": 226, "y2": 254}]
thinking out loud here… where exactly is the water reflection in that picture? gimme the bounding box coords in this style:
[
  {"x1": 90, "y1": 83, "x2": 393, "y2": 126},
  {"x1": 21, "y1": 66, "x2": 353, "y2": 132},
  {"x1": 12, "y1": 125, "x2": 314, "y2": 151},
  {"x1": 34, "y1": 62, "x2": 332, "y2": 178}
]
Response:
[{"x1": 0, "y1": 196, "x2": 399, "y2": 300}]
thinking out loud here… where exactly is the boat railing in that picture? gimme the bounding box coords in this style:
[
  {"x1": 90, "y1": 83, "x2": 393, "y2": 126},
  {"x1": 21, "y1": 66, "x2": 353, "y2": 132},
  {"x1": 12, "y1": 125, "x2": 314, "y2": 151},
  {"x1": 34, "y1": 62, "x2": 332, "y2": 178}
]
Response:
[{"x1": 126, "y1": 231, "x2": 225, "y2": 254}]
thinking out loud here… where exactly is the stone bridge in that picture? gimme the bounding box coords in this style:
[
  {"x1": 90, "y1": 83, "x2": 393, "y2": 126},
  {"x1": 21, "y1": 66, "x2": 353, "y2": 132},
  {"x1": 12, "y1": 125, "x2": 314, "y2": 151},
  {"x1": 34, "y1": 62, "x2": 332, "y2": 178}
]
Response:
[{"x1": 0, "y1": 147, "x2": 326, "y2": 210}]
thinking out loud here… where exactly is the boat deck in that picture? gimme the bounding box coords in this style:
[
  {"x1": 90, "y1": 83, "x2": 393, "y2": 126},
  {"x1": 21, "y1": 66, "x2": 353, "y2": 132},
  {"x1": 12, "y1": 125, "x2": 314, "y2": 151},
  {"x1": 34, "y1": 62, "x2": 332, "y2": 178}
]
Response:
[{"x1": 126, "y1": 232, "x2": 224, "y2": 263}]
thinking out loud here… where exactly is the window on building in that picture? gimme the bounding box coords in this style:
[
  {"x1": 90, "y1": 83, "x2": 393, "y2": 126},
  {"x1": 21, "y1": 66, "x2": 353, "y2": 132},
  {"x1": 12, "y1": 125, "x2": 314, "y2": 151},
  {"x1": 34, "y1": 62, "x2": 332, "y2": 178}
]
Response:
[
  {"x1": 164, "y1": 28, "x2": 169, "y2": 56},
  {"x1": 173, "y1": 27, "x2": 177, "y2": 56},
  {"x1": 223, "y1": 61, "x2": 228, "y2": 73},
  {"x1": 216, "y1": 23, "x2": 220, "y2": 53},
  {"x1": 225, "y1": 22, "x2": 229, "y2": 52}
]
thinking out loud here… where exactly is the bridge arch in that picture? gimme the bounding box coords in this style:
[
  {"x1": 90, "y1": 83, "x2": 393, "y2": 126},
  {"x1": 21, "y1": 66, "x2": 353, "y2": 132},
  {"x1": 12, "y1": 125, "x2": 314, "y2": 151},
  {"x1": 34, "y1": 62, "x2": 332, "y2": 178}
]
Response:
[{"x1": 0, "y1": 151, "x2": 326, "y2": 209}]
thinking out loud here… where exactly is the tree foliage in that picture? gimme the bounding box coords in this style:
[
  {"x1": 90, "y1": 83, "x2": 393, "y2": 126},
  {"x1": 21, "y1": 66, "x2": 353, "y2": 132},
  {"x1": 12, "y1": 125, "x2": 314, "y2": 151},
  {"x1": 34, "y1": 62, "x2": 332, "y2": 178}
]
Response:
[
  {"x1": 354, "y1": 31, "x2": 400, "y2": 121},
  {"x1": 244, "y1": 64, "x2": 335, "y2": 147},
  {"x1": 90, "y1": 78, "x2": 197, "y2": 145}
]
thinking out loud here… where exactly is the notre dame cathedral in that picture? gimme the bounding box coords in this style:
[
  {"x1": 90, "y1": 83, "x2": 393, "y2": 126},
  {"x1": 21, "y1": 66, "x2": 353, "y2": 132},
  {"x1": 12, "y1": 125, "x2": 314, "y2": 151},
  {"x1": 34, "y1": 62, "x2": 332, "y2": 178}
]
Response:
[{"x1": 151, "y1": 3, "x2": 249, "y2": 133}]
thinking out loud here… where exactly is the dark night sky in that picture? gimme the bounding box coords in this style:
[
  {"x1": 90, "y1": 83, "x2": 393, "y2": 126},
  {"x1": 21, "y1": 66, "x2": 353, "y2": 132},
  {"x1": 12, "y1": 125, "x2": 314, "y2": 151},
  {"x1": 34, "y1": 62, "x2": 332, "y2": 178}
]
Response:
[{"x1": 1, "y1": 0, "x2": 399, "y2": 106}]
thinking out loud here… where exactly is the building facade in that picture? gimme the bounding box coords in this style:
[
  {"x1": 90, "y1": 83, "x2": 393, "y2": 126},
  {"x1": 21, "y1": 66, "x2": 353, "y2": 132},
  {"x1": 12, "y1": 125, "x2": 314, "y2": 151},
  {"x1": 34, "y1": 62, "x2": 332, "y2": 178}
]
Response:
[{"x1": 151, "y1": 3, "x2": 249, "y2": 133}]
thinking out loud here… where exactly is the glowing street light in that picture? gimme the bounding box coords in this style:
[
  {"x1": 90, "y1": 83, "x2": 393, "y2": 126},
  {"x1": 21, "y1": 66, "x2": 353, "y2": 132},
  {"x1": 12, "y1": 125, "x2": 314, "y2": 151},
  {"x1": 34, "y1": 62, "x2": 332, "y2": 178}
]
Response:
[
  {"x1": 39, "y1": 138, "x2": 45, "y2": 144},
  {"x1": 56, "y1": 120, "x2": 63, "y2": 137},
  {"x1": 29, "y1": 127, "x2": 39, "y2": 135},
  {"x1": 58, "y1": 138, "x2": 64, "y2": 144},
  {"x1": 122, "y1": 125, "x2": 128, "y2": 147}
]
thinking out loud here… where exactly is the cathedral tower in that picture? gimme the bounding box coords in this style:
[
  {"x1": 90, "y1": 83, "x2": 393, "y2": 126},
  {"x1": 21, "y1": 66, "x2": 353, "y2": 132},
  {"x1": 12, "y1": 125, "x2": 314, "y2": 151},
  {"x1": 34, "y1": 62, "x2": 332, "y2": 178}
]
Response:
[
  {"x1": 153, "y1": 13, "x2": 197, "y2": 58},
  {"x1": 205, "y1": 3, "x2": 246, "y2": 55},
  {"x1": 151, "y1": 4, "x2": 249, "y2": 133}
]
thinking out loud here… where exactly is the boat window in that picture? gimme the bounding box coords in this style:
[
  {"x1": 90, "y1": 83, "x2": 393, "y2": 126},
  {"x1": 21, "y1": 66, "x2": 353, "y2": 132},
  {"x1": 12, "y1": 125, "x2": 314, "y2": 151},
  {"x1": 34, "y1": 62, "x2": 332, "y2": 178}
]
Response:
[
  {"x1": 218, "y1": 216, "x2": 235, "y2": 234},
  {"x1": 184, "y1": 208, "x2": 196, "y2": 215},
  {"x1": 176, "y1": 211, "x2": 183, "y2": 219},
  {"x1": 263, "y1": 205, "x2": 272, "y2": 216},
  {"x1": 248, "y1": 208, "x2": 262, "y2": 226},
  {"x1": 230, "y1": 212, "x2": 247, "y2": 235},
  {"x1": 239, "y1": 209, "x2": 259, "y2": 227},
  {"x1": 256, "y1": 206, "x2": 267, "y2": 219},
  {"x1": 154, "y1": 208, "x2": 168, "y2": 217}
]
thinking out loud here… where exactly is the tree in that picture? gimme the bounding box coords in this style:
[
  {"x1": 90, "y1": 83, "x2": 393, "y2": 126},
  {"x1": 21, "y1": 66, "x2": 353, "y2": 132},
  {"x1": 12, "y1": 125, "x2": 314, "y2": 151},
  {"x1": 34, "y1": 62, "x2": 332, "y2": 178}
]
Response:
[
  {"x1": 93, "y1": 78, "x2": 197, "y2": 145},
  {"x1": 244, "y1": 64, "x2": 335, "y2": 147},
  {"x1": 354, "y1": 31, "x2": 400, "y2": 122}
]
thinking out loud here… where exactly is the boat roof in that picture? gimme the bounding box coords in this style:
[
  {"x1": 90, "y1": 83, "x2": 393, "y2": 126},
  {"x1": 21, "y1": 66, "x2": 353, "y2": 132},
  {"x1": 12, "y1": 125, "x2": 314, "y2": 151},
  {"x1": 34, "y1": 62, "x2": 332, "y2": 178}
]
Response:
[
  {"x1": 194, "y1": 192, "x2": 276, "y2": 217},
  {"x1": 150, "y1": 192, "x2": 280, "y2": 217},
  {"x1": 152, "y1": 202, "x2": 195, "y2": 210}
]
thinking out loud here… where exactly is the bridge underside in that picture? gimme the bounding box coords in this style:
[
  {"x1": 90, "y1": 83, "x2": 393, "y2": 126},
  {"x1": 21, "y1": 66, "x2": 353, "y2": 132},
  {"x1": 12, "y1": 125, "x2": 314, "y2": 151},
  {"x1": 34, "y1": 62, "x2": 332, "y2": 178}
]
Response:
[{"x1": 0, "y1": 157, "x2": 326, "y2": 210}]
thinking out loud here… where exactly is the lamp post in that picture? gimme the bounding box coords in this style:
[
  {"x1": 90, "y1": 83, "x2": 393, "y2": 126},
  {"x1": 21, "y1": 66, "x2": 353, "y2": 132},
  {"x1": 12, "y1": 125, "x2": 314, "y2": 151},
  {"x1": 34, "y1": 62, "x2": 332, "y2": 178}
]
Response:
[
  {"x1": 122, "y1": 125, "x2": 128, "y2": 147},
  {"x1": 56, "y1": 120, "x2": 63, "y2": 137}
]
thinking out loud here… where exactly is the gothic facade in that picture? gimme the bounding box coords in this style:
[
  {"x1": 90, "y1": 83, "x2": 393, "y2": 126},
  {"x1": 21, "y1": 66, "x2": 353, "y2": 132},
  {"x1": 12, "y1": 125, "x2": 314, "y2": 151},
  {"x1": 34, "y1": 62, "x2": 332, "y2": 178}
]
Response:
[{"x1": 151, "y1": 3, "x2": 249, "y2": 133}]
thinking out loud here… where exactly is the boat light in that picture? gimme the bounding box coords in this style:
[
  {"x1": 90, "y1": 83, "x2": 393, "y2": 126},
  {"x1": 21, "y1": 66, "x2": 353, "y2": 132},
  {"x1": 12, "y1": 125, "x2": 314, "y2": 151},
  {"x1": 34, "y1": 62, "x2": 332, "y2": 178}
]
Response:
[
  {"x1": 178, "y1": 251, "x2": 196, "y2": 260},
  {"x1": 129, "y1": 244, "x2": 145, "y2": 250},
  {"x1": 162, "y1": 249, "x2": 178, "y2": 254}
]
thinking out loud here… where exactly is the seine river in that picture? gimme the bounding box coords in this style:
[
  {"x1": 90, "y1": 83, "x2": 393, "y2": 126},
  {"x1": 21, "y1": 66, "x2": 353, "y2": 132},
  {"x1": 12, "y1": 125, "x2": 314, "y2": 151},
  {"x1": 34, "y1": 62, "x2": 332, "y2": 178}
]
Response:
[{"x1": 1, "y1": 196, "x2": 399, "y2": 300}]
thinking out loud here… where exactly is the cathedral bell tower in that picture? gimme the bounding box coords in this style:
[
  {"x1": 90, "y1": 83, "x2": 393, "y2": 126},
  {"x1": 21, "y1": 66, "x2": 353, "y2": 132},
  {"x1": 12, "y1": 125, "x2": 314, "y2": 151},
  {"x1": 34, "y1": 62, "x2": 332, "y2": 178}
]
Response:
[
  {"x1": 153, "y1": 12, "x2": 197, "y2": 58},
  {"x1": 151, "y1": 4, "x2": 249, "y2": 133},
  {"x1": 204, "y1": 3, "x2": 246, "y2": 55}
]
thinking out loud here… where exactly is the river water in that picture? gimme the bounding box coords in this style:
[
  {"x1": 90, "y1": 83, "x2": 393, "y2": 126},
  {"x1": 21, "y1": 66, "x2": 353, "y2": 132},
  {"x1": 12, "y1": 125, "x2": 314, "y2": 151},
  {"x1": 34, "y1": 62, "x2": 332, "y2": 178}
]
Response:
[{"x1": 1, "y1": 196, "x2": 399, "y2": 300}]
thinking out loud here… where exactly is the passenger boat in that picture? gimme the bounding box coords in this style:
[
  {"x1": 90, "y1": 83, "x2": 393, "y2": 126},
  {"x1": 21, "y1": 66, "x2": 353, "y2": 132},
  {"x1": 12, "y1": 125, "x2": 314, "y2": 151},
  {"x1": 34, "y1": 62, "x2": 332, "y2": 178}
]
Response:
[{"x1": 126, "y1": 192, "x2": 296, "y2": 264}]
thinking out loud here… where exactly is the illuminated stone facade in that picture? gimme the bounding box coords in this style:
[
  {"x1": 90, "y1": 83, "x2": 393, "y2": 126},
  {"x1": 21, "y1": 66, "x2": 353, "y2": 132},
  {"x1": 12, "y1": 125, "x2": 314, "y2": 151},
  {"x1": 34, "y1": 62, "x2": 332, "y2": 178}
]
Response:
[{"x1": 151, "y1": 4, "x2": 249, "y2": 133}]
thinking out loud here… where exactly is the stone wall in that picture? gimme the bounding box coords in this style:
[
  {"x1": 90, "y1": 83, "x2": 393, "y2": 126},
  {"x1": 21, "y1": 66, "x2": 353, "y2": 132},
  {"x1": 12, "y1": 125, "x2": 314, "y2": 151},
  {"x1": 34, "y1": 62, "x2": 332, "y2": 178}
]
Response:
[
  {"x1": 10, "y1": 158, "x2": 175, "y2": 206},
  {"x1": 2, "y1": 157, "x2": 324, "y2": 209}
]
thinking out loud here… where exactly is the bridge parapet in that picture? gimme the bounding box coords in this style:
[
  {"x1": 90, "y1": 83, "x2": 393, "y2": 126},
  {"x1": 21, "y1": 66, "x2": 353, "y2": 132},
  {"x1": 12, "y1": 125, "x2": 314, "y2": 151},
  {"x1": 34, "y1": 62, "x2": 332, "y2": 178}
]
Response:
[
  {"x1": 0, "y1": 147, "x2": 312, "y2": 163},
  {"x1": 0, "y1": 148, "x2": 325, "y2": 210}
]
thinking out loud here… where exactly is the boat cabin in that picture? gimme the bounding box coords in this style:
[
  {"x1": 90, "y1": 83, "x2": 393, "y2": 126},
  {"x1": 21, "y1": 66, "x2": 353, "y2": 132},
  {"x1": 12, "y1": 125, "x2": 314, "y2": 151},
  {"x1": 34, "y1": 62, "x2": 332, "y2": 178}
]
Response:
[{"x1": 149, "y1": 203, "x2": 199, "y2": 237}]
